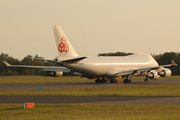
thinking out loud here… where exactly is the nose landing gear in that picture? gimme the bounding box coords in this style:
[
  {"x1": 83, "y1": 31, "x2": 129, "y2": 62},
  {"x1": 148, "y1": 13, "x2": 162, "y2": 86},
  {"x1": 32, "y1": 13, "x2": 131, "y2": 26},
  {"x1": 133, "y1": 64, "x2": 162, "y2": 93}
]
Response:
[{"x1": 144, "y1": 76, "x2": 149, "y2": 82}]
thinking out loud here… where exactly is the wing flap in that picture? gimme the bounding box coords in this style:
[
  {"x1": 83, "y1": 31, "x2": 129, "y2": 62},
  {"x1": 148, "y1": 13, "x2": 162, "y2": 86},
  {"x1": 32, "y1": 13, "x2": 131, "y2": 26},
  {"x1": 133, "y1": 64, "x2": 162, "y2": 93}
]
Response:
[
  {"x1": 26, "y1": 57, "x2": 57, "y2": 63},
  {"x1": 43, "y1": 68, "x2": 70, "y2": 72},
  {"x1": 115, "y1": 70, "x2": 136, "y2": 76}
]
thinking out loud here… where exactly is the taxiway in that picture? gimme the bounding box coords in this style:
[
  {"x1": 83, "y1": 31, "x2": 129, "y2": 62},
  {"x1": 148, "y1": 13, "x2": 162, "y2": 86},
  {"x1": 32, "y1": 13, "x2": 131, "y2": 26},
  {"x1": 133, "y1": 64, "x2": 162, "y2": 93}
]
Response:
[
  {"x1": 0, "y1": 96, "x2": 180, "y2": 105},
  {"x1": 0, "y1": 79, "x2": 180, "y2": 90}
]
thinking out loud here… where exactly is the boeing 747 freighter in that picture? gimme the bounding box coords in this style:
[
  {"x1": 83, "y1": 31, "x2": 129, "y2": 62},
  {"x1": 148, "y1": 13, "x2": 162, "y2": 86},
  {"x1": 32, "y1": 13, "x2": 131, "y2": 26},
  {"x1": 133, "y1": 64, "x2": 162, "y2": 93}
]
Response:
[{"x1": 4, "y1": 26, "x2": 177, "y2": 83}]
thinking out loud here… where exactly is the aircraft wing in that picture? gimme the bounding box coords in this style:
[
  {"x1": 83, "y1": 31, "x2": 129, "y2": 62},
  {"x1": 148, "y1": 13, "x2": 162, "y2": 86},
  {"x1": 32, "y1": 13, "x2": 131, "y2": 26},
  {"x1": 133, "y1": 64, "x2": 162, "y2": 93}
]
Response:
[
  {"x1": 26, "y1": 57, "x2": 57, "y2": 63},
  {"x1": 3, "y1": 61, "x2": 70, "y2": 73},
  {"x1": 114, "y1": 60, "x2": 177, "y2": 77}
]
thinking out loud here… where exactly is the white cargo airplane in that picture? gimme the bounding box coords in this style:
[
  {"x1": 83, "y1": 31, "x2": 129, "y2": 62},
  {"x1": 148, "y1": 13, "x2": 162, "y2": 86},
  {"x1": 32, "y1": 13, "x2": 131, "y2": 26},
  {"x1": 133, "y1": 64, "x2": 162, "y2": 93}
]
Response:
[{"x1": 4, "y1": 26, "x2": 177, "y2": 83}]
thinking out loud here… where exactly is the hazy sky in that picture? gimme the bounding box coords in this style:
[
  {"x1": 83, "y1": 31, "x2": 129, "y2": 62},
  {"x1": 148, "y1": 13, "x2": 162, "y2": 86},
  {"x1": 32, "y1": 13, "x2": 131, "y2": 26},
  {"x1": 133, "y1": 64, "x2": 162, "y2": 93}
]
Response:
[{"x1": 0, "y1": 0, "x2": 180, "y2": 60}]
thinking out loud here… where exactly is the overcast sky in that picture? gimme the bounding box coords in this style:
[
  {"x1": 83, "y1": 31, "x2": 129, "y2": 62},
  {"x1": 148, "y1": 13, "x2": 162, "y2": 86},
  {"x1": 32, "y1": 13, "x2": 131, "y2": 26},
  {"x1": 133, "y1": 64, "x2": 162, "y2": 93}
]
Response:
[{"x1": 0, "y1": 0, "x2": 180, "y2": 60}]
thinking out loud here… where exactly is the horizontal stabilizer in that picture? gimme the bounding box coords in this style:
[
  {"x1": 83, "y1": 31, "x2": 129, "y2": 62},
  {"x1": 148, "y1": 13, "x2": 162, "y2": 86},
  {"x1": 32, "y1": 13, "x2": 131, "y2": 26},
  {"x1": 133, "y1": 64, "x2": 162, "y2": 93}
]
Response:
[{"x1": 3, "y1": 61, "x2": 11, "y2": 67}]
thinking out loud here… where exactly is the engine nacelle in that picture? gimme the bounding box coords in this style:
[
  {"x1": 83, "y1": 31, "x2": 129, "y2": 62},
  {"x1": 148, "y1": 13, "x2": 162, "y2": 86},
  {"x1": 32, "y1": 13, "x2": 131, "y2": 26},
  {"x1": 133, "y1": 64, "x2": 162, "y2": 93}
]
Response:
[
  {"x1": 158, "y1": 68, "x2": 171, "y2": 77},
  {"x1": 148, "y1": 70, "x2": 160, "y2": 79},
  {"x1": 47, "y1": 71, "x2": 63, "y2": 77}
]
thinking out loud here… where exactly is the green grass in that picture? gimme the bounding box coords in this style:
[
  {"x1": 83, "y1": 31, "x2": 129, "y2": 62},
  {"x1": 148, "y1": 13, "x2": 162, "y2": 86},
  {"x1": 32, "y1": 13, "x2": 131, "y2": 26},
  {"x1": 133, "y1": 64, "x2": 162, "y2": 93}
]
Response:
[
  {"x1": 0, "y1": 104, "x2": 180, "y2": 120},
  {"x1": 0, "y1": 76, "x2": 180, "y2": 84},
  {"x1": 1, "y1": 85, "x2": 180, "y2": 96}
]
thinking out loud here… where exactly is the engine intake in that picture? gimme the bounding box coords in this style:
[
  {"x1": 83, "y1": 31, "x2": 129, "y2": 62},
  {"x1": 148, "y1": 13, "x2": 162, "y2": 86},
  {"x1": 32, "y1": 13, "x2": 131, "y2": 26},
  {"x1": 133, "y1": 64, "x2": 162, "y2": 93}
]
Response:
[
  {"x1": 158, "y1": 68, "x2": 171, "y2": 77},
  {"x1": 47, "y1": 71, "x2": 63, "y2": 77},
  {"x1": 147, "y1": 70, "x2": 160, "y2": 79}
]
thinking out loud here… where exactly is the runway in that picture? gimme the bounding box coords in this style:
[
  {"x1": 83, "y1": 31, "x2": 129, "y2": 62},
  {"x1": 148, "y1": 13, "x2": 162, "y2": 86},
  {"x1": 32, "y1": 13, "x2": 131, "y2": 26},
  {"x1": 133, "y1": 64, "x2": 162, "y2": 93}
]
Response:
[
  {"x1": 0, "y1": 96, "x2": 180, "y2": 105},
  {"x1": 0, "y1": 79, "x2": 180, "y2": 90}
]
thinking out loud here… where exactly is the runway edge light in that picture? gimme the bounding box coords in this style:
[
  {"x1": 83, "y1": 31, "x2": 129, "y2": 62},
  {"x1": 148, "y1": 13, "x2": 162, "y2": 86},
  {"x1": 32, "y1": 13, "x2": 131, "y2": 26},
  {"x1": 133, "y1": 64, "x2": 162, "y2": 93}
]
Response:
[{"x1": 24, "y1": 102, "x2": 34, "y2": 109}]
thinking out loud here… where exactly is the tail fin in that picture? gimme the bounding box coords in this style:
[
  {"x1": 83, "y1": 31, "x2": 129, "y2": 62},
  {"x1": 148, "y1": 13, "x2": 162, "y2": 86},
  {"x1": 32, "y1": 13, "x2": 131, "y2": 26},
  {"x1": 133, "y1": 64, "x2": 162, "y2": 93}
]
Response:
[{"x1": 53, "y1": 26, "x2": 79, "y2": 57}]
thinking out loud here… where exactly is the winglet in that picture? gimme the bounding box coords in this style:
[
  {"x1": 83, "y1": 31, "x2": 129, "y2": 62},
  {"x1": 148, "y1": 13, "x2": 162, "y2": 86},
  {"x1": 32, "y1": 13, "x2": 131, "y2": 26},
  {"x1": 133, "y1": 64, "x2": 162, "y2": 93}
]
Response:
[
  {"x1": 171, "y1": 60, "x2": 177, "y2": 66},
  {"x1": 3, "y1": 61, "x2": 11, "y2": 67}
]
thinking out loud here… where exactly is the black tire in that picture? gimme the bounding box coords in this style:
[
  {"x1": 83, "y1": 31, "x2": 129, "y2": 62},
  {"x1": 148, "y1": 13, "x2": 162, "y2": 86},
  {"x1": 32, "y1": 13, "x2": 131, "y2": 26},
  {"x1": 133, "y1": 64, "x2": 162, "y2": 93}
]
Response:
[
  {"x1": 110, "y1": 79, "x2": 114, "y2": 83},
  {"x1": 144, "y1": 78, "x2": 148, "y2": 82}
]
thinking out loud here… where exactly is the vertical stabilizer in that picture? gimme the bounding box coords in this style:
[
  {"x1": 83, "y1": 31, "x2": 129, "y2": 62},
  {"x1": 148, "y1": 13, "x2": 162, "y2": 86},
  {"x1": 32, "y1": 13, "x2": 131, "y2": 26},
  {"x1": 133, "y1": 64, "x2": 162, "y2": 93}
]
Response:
[{"x1": 53, "y1": 26, "x2": 79, "y2": 57}]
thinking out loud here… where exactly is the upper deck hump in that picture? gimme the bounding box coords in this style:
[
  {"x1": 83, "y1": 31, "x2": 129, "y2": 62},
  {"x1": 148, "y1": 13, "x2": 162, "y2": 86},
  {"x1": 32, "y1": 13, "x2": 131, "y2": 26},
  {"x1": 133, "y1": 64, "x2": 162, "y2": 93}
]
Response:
[{"x1": 81, "y1": 54, "x2": 156, "y2": 64}]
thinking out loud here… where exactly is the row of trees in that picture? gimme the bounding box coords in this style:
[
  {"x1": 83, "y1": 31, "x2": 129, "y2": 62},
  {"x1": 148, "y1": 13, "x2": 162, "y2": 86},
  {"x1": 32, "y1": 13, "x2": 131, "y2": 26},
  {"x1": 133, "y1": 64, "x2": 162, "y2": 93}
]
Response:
[
  {"x1": 98, "y1": 52, "x2": 134, "y2": 56},
  {"x1": 0, "y1": 53, "x2": 54, "y2": 76},
  {"x1": 0, "y1": 52, "x2": 180, "y2": 76}
]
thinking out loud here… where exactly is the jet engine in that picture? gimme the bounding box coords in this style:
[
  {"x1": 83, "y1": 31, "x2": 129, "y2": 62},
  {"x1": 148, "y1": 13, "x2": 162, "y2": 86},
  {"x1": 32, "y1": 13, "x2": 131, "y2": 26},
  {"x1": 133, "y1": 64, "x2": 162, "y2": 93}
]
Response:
[
  {"x1": 147, "y1": 70, "x2": 160, "y2": 79},
  {"x1": 158, "y1": 68, "x2": 171, "y2": 77},
  {"x1": 47, "y1": 71, "x2": 63, "y2": 77}
]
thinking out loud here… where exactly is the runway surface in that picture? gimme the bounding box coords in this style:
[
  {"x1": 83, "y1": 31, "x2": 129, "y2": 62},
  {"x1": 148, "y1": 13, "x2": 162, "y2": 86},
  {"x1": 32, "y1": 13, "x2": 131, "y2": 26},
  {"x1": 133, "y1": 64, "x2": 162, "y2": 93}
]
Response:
[
  {"x1": 0, "y1": 79, "x2": 180, "y2": 90},
  {"x1": 0, "y1": 96, "x2": 180, "y2": 105}
]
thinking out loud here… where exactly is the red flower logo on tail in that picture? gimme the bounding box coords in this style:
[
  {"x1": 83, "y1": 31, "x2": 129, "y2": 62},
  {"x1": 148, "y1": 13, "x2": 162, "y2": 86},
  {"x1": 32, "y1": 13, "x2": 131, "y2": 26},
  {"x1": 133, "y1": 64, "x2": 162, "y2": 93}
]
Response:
[{"x1": 58, "y1": 36, "x2": 69, "y2": 53}]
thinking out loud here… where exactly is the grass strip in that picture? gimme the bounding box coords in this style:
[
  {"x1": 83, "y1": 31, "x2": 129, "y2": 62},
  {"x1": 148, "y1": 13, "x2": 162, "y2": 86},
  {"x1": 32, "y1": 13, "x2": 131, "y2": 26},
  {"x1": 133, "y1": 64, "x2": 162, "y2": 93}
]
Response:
[
  {"x1": 0, "y1": 104, "x2": 180, "y2": 120},
  {"x1": 1, "y1": 85, "x2": 180, "y2": 96}
]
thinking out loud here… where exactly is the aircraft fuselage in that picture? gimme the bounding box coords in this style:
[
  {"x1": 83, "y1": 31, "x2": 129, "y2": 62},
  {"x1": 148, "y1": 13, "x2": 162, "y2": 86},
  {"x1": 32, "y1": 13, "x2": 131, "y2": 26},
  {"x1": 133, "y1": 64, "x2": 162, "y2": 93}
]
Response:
[{"x1": 62, "y1": 54, "x2": 159, "y2": 77}]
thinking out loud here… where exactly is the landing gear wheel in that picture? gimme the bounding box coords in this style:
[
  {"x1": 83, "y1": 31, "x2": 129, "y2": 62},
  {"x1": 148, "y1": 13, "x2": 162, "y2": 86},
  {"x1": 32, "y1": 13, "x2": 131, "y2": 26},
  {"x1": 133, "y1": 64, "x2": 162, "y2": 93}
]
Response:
[
  {"x1": 95, "y1": 79, "x2": 108, "y2": 83},
  {"x1": 110, "y1": 79, "x2": 114, "y2": 83},
  {"x1": 123, "y1": 79, "x2": 131, "y2": 83},
  {"x1": 95, "y1": 80, "x2": 99, "y2": 83},
  {"x1": 114, "y1": 79, "x2": 118, "y2": 83},
  {"x1": 123, "y1": 79, "x2": 127, "y2": 83},
  {"x1": 144, "y1": 78, "x2": 148, "y2": 82},
  {"x1": 110, "y1": 79, "x2": 118, "y2": 83}
]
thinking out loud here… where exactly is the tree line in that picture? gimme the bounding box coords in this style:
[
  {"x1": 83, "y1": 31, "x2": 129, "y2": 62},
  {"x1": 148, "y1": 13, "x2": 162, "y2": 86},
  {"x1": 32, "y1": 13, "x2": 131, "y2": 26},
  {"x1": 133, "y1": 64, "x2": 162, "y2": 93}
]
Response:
[
  {"x1": 0, "y1": 53, "x2": 54, "y2": 76},
  {"x1": 0, "y1": 52, "x2": 180, "y2": 76}
]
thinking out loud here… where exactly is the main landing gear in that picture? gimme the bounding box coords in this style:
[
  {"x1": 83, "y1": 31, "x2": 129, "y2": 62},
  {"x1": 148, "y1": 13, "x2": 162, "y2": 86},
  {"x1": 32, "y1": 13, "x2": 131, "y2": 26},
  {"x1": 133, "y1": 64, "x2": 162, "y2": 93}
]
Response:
[
  {"x1": 123, "y1": 75, "x2": 150, "y2": 83},
  {"x1": 123, "y1": 79, "x2": 131, "y2": 83},
  {"x1": 123, "y1": 75, "x2": 131, "y2": 83},
  {"x1": 144, "y1": 75, "x2": 149, "y2": 82},
  {"x1": 95, "y1": 77, "x2": 118, "y2": 83}
]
